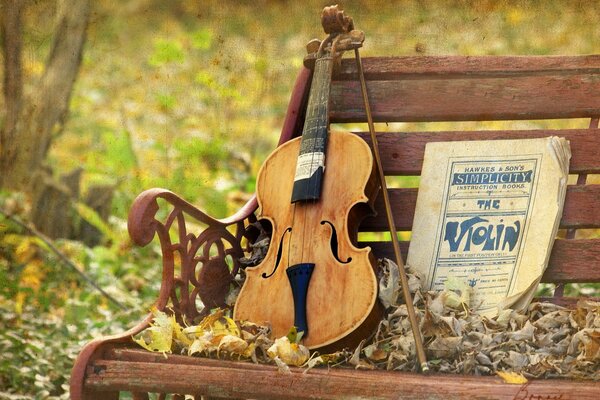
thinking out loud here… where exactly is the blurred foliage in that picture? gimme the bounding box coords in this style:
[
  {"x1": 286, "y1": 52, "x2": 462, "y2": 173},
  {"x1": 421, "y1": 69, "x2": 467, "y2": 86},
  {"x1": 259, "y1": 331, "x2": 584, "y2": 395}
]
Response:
[{"x1": 1, "y1": 0, "x2": 600, "y2": 397}]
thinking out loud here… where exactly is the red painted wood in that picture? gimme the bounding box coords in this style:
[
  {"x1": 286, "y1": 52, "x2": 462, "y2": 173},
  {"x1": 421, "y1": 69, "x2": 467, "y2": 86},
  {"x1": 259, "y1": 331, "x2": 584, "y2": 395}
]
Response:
[
  {"x1": 361, "y1": 184, "x2": 600, "y2": 231},
  {"x1": 535, "y1": 296, "x2": 600, "y2": 308},
  {"x1": 69, "y1": 317, "x2": 153, "y2": 400},
  {"x1": 355, "y1": 129, "x2": 600, "y2": 174},
  {"x1": 362, "y1": 239, "x2": 600, "y2": 284},
  {"x1": 335, "y1": 56, "x2": 600, "y2": 80},
  {"x1": 84, "y1": 357, "x2": 599, "y2": 400},
  {"x1": 330, "y1": 74, "x2": 600, "y2": 122}
]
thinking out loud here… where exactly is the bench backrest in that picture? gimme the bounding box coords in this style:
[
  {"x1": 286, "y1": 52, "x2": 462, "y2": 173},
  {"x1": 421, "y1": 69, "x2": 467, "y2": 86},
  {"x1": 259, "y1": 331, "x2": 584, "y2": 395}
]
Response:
[{"x1": 290, "y1": 55, "x2": 600, "y2": 305}]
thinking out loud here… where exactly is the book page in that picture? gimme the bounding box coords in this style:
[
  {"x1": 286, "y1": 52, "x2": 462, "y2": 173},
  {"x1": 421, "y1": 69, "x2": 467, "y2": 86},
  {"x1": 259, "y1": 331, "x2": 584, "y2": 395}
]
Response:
[{"x1": 407, "y1": 137, "x2": 570, "y2": 317}]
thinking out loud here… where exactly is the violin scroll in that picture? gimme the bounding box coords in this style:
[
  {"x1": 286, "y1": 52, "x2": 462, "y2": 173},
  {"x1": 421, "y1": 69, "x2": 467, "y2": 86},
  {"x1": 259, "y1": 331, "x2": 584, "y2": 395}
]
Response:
[
  {"x1": 304, "y1": 5, "x2": 364, "y2": 69},
  {"x1": 321, "y1": 5, "x2": 353, "y2": 34}
]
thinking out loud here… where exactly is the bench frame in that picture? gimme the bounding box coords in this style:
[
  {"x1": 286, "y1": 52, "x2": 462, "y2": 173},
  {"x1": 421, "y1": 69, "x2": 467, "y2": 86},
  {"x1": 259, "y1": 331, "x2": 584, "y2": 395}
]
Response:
[{"x1": 71, "y1": 56, "x2": 600, "y2": 399}]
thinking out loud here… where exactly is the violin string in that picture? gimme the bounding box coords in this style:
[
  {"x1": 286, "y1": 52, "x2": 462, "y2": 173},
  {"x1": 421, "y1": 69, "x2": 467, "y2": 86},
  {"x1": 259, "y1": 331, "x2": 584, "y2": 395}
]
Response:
[
  {"x1": 288, "y1": 202, "x2": 297, "y2": 267},
  {"x1": 305, "y1": 59, "x2": 321, "y2": 262},
  {"x1": 303, "y1": 59, "x2": 320, "y2": 264}
]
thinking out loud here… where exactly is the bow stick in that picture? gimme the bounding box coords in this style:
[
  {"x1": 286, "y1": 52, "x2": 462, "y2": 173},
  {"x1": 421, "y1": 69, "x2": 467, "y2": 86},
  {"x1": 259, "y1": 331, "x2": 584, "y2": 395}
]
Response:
[{"x1": 353, "y1": 47, "x2": 429, "y2": 373}]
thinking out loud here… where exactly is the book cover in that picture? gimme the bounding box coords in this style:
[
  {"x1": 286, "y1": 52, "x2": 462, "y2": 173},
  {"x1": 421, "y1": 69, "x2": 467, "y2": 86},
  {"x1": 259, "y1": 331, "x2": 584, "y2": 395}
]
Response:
[{"x1": 406, "y1": 137, "x2": 571, "y2": 316}]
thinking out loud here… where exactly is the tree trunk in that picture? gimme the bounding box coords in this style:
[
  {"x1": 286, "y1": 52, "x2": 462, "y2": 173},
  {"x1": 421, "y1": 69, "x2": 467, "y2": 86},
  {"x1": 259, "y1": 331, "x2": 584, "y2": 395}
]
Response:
[
  {"x1": 79, "y1": 184, "x2": 115, "y2": 247},
  {"x1": 0, "y1": 0, "x2": 24, "y2": 184},
  {"x1": 0, "y1": 0, "x2": 91, "y2": 190},
  {"x1": 30, "y1": 169, "x2": 74, "y2": 239}
]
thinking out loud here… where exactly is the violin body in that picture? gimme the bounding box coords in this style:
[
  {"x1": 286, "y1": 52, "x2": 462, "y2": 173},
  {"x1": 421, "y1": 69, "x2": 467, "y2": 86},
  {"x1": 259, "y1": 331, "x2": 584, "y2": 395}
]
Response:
[{"x1": 234, "y1": 131, "x2": 381, "y2": 350}]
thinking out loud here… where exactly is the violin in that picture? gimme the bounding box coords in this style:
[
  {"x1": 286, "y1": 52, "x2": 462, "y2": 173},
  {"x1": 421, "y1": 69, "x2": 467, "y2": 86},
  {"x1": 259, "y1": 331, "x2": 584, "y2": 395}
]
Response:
[{"x1": 234, "y1": 5, "x2": 381, "y2": 351}]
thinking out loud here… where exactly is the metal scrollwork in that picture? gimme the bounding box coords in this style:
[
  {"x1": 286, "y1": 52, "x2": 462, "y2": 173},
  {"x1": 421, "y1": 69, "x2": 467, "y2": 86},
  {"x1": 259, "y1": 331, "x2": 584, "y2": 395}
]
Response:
[{"x1": 129, "y1": 189, "x2": 258, "y2": 324}]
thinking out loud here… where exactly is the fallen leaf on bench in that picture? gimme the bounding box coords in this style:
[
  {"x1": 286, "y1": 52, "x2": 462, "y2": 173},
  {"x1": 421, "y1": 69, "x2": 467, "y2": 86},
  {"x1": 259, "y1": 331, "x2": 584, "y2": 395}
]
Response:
[
  {"x1": 272, "y1": 356, "x2": 291, "y2": 374},
  {"x1": 363, "y1": 343, "x2": 388, "y2": 361},
  {"x1": 188, "y1": 332, "x2": 215, "y2": 355},
  {"x1": 497, "y1": 370, "x2": 528, "y2": 384},
  {"x1": 267, "y1": 336, "x2": 309, "y2": 366},
  {"x1": 428, "y1": 336, "x2": 462, "y2": 359},
  {"x1": 302, "y1": 351, "x2": 348, "y2": 373},
  {"x1": 378, "y1": 258, "x2": 400, "y2": 309},
  {"x1": 211, "y1": 316, "x2": 241, "y2": 337},
  {"x1": 218, "y1": 334, "x2": 249, "y2": 356},
  {"x1": 568, "y1": 328, "x2": 600, "y2": 361},
  {"x1": 132, "y1": 307, "x2": 179, "y2": 354}
]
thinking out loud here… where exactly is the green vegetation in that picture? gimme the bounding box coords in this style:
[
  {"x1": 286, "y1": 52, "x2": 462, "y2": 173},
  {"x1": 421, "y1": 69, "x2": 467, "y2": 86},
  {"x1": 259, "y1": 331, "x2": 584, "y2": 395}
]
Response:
[{"x1": 1, "y1": 0, "x2": 599, "y2": 397}]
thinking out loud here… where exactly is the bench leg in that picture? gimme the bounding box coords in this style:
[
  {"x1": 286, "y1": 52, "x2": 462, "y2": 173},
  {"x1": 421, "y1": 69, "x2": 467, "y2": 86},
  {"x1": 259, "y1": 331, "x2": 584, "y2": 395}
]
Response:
[{"x1": 132, "y1": 392, "x2": 150, "y2": 400}]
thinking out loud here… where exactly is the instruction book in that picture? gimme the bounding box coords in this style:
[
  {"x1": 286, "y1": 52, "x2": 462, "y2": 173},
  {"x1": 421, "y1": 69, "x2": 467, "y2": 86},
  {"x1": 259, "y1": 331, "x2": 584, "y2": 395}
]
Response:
[{"x1": 406, "y1": 137, "x2": 571, "y2": 317}]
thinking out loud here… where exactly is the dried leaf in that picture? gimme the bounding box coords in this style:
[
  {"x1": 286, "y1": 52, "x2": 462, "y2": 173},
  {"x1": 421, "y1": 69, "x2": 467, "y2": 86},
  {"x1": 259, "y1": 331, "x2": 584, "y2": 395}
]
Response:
[
  {"x1": 568, "y1": 329, "x2": 600, "y2": 361},
  {"x1": 378, "y1": 258, "x2": 400, "y2": 309},
  {"x1": 272, "y1": 356, "x2": 292, "y2": 374},
  {"x1": 507, "y1": 320, "x2": 535, "y2": 341},
  {"x1": 428, "y1": 337, "x2": 462, "y2": 359},
  {"x1": 188, "y1": 332, "x2": 214, "y2": 356},
  {"x1": 267, "y1": 336, "x2": 309, "y2": 366},
  {"x1": 363, "y1": 344, "x2": 388, "y2": 361},
  {"x1": 218, "y1": 335, "x2": 249, "y2": 356},
  {"x1": 211, "y1": 316, "x2": 241, "y2": 337},
  {"x1": 497, "y1": 370, "x2": 528, "y2": 384},
  {"x1": 132, "y1": 308, "x2": 179, "y2": 354}
]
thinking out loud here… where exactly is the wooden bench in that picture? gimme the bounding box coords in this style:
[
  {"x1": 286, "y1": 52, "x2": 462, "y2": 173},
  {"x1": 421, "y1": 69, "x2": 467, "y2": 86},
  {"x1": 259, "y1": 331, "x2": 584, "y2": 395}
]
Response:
[{"x1": 71, "y1": 55, "x2": 600, "y2": 399}]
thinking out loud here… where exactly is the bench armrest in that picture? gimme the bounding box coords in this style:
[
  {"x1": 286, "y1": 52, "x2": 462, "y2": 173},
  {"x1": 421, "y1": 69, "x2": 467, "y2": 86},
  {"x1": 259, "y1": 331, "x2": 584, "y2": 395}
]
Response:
[
  {"x1": 127, "y1": 188, "x2": 258, "y2": 320},
  {"x1": 71, "y1": 190, "x2": 258, "y2": 400}
]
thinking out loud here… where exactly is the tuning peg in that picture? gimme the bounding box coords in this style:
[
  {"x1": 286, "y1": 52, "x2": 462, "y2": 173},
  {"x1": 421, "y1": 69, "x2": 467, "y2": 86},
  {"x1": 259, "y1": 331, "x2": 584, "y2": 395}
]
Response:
[{"x1": 306, "y1": 39, "x2": 321, "y2": 55}]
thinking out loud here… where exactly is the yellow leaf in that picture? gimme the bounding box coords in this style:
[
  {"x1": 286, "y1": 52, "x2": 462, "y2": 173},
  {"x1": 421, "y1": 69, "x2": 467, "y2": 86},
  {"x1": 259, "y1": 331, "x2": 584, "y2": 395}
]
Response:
[
  {"x1": 188, "y1": 332, "x2": 214, "y2": 356},
  {"x1": 497, "y1": 371, "x2": 528, "y2": 384},
  {"x1": 132, "y1": 308, "x2": 182, "y2": 354},
  {"x1": 267, "y1": 336, "x2": 310, "y2": 367},
  {"x1": 211, "y1": 316, "x2": 240, "y2": 337},
  {"x1": 217, "y1": 335, "x2": 248, "y2": 356},
  {"x1": 15, "y1": 238, "x2": 37, "y2": 264},
  {"x1": 15, "y1": 292, "x2": 26, "y2": 315},
  {"x1": 19, "y1": 259, "x2": 43, "y2": 291}
]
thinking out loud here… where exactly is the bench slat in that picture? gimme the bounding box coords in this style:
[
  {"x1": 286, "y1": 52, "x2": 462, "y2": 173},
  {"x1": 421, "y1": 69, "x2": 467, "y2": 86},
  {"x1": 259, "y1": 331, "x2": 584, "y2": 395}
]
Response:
[
  {"x1": 361, "y1": 185, "x2": 600, "y2": 231},
  {"x1": 355, "y1": 130, "x2": 600, "y2": 174},
  {"x1": 85, "y1": 357, "x2": 599, "y2": 400},
  {"x1": 363, "y1": 239, "x2": 600, "y2": 284},
  {"x1": 330, "y1": 75, "x2": 600, "y2": 122},
  {"x1": 335, "y1": 56, "x2": 600, "y2": 80}
]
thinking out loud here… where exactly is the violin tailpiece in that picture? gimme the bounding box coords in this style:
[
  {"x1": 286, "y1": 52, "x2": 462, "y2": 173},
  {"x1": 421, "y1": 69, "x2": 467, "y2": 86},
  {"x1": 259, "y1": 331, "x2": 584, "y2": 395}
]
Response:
[{"x1": 286, "y1": 263, "x2": 315, "y2": 336}]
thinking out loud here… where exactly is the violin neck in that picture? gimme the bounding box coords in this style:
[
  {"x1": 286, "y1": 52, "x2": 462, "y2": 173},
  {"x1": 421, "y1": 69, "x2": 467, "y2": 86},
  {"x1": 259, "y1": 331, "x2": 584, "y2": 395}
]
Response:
[{"x1": 290, "y1": 56, "x2": 333, "y2": 203}]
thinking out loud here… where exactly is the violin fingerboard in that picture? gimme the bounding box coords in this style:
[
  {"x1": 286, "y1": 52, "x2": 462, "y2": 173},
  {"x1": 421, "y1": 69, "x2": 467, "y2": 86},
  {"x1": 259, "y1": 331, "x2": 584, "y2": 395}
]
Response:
[{"x1": 291, "y1": 57, "x2": 333, "y2": 203}]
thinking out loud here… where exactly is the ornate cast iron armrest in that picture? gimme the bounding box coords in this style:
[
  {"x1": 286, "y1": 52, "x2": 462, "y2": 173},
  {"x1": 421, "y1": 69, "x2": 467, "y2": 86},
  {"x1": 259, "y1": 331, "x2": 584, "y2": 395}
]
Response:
[
  {"x1": 71, "y1": 189, "x2": 258, "y2": 400},
  {"x1": 128, "y1": 188, "x2": 257, "y2": 247},
  {"x1": 127, "y1": 188, "x2": 258, "y2": 322}
]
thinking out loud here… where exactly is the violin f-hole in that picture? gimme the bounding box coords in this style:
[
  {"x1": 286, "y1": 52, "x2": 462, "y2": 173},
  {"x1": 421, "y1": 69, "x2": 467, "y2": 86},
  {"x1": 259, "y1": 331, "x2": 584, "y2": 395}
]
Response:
[
  {"x1": 261, "y1": 227, "x2": 292, "y2": 279},
  {"x1": 321, "y1": 220, "x2": 351, "y2": 264}
]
